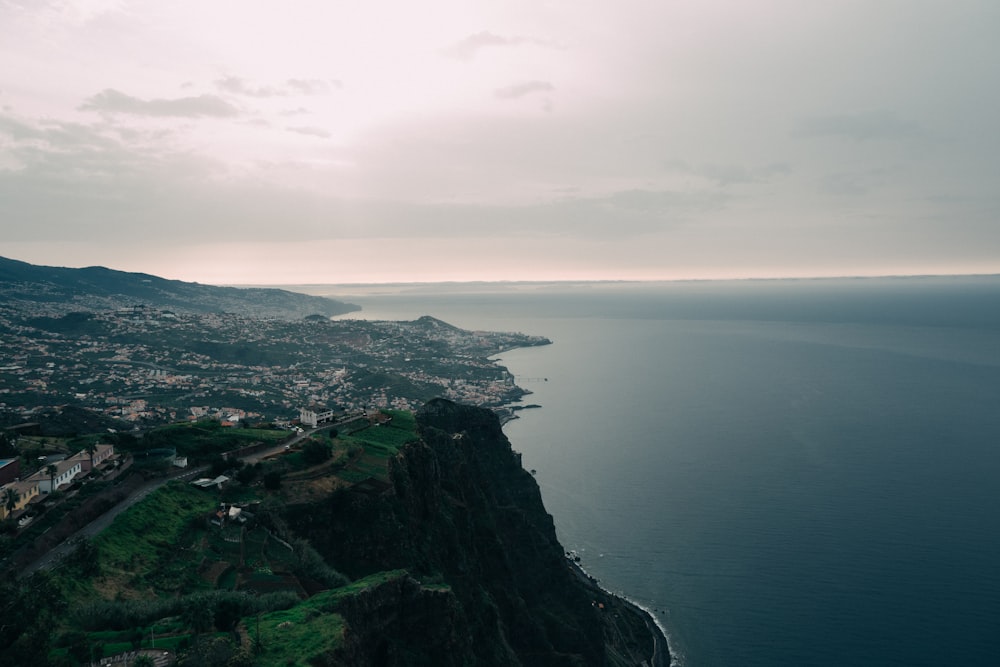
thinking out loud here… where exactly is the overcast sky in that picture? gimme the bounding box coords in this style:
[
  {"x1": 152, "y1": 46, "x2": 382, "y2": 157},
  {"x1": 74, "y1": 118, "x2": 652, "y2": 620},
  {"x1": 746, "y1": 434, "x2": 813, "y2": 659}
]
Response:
[{"x1": 2, "y1": 0, "x2": 999, "y2": 284}]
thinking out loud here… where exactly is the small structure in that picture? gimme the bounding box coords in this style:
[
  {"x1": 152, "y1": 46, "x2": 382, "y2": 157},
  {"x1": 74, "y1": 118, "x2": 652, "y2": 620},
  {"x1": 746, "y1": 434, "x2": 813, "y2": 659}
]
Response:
[
  {"x1": 191, "y1": 475, "x2": 230, "y2": 489},
  {"x1": 28, "y1": 459, "x2": 83, "y2": 493},
  {"x1": 208, "y1": 502, "x2": 252, "y2": 528}
]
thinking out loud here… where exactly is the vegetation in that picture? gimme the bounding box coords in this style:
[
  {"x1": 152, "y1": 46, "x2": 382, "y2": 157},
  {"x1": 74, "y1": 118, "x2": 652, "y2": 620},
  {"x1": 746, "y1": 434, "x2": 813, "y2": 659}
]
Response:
[
  {"x1": 137, "y1": 421, "x2": 289, "y2": 460},
  {"x1": 14, "y1": 478, "x2": 313, "y2": 663},
  {"x1": 95, "y1": 482, "x2": 216, "y2": 576},
  {"x1": 244, "y1": 596, "x2": 346, "y2": 667},
  {"x1": 0, "y1": 403, "x2": 652, "y2": 666},
  {"x1": 334, "y1": 410, "x2": 418, "y2": 484}
]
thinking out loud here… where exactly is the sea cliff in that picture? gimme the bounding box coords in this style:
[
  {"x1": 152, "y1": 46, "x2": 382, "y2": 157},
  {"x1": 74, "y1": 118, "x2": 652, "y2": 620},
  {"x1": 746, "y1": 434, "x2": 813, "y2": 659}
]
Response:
[{"x1": 287, "y1": 398, "x2": 668, "y2": 665}]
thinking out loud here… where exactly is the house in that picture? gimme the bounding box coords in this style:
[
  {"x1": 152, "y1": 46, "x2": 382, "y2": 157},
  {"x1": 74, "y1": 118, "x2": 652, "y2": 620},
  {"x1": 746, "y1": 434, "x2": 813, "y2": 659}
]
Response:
[
  {"x1": 0, "y1": 458, "x2": 20, "y2": 486},
  {"x1": 67, "y1": 443, "x2": 116, "y2": 473},
  {"x1": 29, "y1": 459, "x2": 83, "y2": 493},
  {"x1": 0, "y1": 479, "x2": 40, "y2": 520}
]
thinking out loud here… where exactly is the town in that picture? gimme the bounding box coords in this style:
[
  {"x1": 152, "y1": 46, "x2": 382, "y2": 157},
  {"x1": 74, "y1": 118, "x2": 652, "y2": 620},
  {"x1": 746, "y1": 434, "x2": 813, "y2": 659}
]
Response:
[{"x1": 0, "y1": 303, "x2": 550, "y2": 428}]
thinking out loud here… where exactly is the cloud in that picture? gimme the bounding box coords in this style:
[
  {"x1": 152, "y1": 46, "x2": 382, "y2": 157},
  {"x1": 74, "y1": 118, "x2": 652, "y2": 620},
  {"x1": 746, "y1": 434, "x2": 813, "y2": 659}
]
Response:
[
  {"x1": 287, "y1": 78, "x2": 340, "y2": 94},
  {"x1": 0, "y1": 113, "x2": 224, "y2": 241},
  {"x1": 820, "y1": 167, "x2": 892, "y2": 197},
  {"x1": 0, "y1": 114, "x2": 40, "y2": 141},
  {"x1": 601, "y1": 188, "x2": 730, "y2": 215},
  {"x1": 797, "y1": 111, "x2": 923, "y2": 141},
  {"x1": 664, "y1": 160, "x2": 793, "y2": 186},
  {"x1": 216, "y1": 76, "x2": 339, "y2": 98},
  {"x1": 286, "y1": 126, "x2": 330, "y2": 139},
  {"x1": 79, "y1": 89, "x2": 240, "y2": 117},
  {"x1": 0, "y1": 110, "x2": 726, "y2": 247},
  {"x1": 215, "y1": 76, "x2": 284, "y2": 98},
  {"x1": 443, "y1": 31, "x2": 528, "y2": 61},
  {"x1": 495, "y1": 81, "x2": 555, "y2": 100}
]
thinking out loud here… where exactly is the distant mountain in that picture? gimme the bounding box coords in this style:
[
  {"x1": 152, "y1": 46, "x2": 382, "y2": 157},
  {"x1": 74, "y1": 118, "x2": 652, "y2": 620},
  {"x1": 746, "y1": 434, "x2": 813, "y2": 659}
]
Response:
[{"x1": 0, "y1": 256, "x2": 360, "y2": 319}]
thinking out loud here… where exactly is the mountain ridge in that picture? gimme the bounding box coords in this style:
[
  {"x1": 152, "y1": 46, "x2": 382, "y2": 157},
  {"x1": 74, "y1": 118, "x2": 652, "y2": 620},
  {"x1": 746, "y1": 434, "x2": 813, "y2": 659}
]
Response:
[{"x1": 0, "y1": 255, "x2": 359, "y2": 319}]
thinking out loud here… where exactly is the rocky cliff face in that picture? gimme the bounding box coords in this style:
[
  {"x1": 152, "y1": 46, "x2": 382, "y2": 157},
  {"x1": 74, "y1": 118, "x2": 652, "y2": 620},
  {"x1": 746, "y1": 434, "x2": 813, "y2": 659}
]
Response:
[{"x1": 288, "y1": 399, "x2": 665, "y2": 666}]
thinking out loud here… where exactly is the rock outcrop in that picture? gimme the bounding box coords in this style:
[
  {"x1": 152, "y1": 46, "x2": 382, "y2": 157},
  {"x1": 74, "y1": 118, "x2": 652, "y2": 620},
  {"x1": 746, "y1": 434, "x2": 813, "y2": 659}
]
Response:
[{"x1": 289, "y1": 398, "x2": 667, "y2": 666}]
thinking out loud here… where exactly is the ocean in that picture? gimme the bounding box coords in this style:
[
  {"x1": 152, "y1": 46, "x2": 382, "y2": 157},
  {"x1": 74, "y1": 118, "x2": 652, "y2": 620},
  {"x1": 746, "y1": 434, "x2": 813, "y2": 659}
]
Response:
[{"x1": 326, "y1": 277, "x2": 1000, "y2": 666}]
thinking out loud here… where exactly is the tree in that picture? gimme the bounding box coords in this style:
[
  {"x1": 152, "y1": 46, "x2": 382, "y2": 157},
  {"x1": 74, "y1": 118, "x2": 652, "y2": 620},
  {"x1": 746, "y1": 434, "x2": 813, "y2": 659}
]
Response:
[
  {"x1": 66, "y1": 632, "x2": 92, "y2": 664},
  {"x1": 2, "y1": 487, "x2": 19, "y2": 517},
  {"x1": 131, "y1": 655, "x2": 155, "y2": 667},
  {"x1": 183, "y1": 598, "x2": 214, "y2": 635},
  {"x1": 181, "y1": 635, "x2": 236, "y2": 667},
  {"x1": 85, "y1": 442, "x2": 99, "y2": 473},
  {"x1": 0, "y1": 572, "x2": 65, "y2": 666},
  {"x1": 66, "y1": 537, "x2": 101, "y2": 577},
  {"x1": 213, "y1": 597, "x2": 244, "y2": 632},
  {"x1": 208, "y1": 455, "x2": 228, "y2": 477},
  {"x1": 45, "y1": 463, "x2": 58, "y2": 493},
  {"x1": 235, "y1": 463, "x2": 259, "y2": 486},
  {"x1": 302, "y1": 439, "x2": 332, "y2": 466},
  {"x1": 263, "y1": 471, "x2": 281, "y2": 490},
  {"x1": 0, "y1": 431, "x2": 16, "y2": 457}
]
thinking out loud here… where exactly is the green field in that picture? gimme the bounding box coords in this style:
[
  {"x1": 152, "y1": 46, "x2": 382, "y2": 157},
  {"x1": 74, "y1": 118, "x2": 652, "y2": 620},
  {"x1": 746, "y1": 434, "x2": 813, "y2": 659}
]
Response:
[
  {"x1": 138, "y1": 421, "x2": 290, "y2": 459},
  {"x1": 336, "y1": 410, "x2": 418, "y2": 482},
  {"x1": 96, "y1": 482, "x2": 216, "y2": 574},
  {"x1": 245, "y1": 570, "x2": 413, "y2": 667}
]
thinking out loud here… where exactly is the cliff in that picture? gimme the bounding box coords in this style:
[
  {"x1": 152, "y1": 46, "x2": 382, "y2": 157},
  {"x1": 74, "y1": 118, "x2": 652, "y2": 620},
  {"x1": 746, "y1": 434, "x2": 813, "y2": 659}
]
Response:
[{"x1": 288, "y1": 398, "x2": 667, "y2": 666}]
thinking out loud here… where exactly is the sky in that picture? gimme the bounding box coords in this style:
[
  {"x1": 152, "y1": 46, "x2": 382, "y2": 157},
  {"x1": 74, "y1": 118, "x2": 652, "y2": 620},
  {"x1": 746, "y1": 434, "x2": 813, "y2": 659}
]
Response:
[{"x1": 1, "y1": 0, "x2": 999, "y2": 285}]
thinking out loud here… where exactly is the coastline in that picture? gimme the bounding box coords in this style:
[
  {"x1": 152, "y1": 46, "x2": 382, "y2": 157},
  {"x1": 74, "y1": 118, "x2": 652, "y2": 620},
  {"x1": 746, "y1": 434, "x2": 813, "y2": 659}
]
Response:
[
  {"x1": 492, "y1": 340, "x2": 670, "y2": 664},
  {"x1": 566, "y1": 557, "x2": 672, "y2": 666}
]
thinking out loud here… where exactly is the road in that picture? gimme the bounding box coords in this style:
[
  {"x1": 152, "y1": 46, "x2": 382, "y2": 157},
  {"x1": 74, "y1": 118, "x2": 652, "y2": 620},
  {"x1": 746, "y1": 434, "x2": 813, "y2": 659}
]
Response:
[
  {"x1": 19, "y1": 465, "x2": 207, "y2": 577},
  {"x1": 19, "y1": 418, "x2": 361, "y2": 577}
]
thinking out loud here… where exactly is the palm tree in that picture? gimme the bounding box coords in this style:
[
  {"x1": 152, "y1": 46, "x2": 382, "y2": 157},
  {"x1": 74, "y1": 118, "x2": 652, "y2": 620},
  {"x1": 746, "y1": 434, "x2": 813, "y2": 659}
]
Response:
[
  {"x1": 44, "y1": 463, "x2": 58, "y2": 493},
  {"x1": 85, "y1": 442, "x2": 98, "y2": 473},
  {"x1": 2, "y1": 486, "x2": 19, "y2": 518},
  {"x1": 131, "y1": 655, "x2": 155, "y2": 667}
]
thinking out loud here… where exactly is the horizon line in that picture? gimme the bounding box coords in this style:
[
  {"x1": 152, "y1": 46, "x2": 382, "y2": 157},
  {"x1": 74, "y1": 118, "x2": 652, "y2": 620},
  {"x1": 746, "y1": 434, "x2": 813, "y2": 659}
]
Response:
[{"x1": 228, "y1": 272, "x2": 1000, "y2": 289}]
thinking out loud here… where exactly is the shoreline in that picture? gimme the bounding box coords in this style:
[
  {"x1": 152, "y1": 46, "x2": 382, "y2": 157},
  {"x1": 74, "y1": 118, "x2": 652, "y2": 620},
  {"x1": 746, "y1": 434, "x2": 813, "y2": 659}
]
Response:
[
  {"x1": 566, "y1": 557, "x2": 672, "y2": 666},
  {"x1": 494, "y1": 339, "x2": 671, "y2": 664}
]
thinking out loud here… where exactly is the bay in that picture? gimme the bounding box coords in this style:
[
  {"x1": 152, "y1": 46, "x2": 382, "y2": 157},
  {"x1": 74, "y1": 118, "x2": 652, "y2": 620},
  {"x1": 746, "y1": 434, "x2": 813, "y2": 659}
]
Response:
[{"x1": 330, "y1": 278, "x2": 1000, "y2": 666}]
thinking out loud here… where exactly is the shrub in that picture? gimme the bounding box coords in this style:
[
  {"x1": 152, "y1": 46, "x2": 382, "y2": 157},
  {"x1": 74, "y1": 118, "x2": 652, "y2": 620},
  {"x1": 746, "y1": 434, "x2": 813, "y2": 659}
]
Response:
[
  {"x1": 302, "y1": 440, "x2": 332, "y2": 466},
  {"x1": 263, "y1": 472, "x2": 282, "y2": 490}
]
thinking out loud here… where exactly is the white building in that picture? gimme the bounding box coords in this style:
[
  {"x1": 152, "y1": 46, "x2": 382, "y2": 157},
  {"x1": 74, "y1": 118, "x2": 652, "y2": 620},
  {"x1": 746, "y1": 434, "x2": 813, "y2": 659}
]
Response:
[
  {"x1": 30, "y1": 459, "x2": 83, "y2": 493},
  {"x1": 300, "y1": 406, "x2": 336, "y2": 428}
]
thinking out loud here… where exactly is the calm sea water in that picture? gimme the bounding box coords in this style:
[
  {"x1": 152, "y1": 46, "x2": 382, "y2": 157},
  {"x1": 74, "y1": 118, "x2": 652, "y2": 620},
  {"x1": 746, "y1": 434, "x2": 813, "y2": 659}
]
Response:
[{"x1": 330, "y1": 277, "x2": 1000, "y2": 666}]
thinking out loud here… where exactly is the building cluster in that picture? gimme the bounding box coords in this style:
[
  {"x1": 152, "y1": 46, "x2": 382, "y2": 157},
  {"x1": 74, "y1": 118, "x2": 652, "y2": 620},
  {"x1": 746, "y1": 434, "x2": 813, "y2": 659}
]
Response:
[
  {"x1": 0, "y1": 304, "x2": 547, "y2": 428},
  {"x1": 0, "y1": 444, "x2": 116, "y2": 521}
]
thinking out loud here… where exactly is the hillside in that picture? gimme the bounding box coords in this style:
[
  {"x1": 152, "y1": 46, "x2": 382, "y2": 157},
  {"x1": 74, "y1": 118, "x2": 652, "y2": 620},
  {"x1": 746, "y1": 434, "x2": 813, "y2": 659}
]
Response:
[
  {"x1": 0, "y1": 256, "x2": 359, "y2": 319},
  {"x1": 0, "y1": 401, "x2": 666, "y2": 666}
]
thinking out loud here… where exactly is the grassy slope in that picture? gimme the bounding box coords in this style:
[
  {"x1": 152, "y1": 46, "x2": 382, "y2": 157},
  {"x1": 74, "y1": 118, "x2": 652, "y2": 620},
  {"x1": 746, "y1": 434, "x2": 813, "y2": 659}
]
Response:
[
  {"x1": 247, "y1": 570, "x2": 415, "y2": 667},
  {"x1": 337, "y1": 410, "x2": 418, "y2": 483},
  {"x1": 47, "y1": 411, "x2": 429, "y2": 665},
  {"x1": 96, "y1": 482, "x2": 217, "y2": 573}
]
